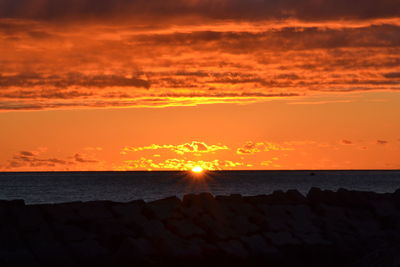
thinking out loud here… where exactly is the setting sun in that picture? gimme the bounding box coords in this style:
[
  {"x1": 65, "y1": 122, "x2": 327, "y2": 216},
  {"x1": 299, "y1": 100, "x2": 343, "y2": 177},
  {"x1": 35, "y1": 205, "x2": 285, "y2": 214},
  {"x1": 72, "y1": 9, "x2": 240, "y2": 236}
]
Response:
[{"x1": 191, "y1": 166, "x2": 204, "y2": 173}]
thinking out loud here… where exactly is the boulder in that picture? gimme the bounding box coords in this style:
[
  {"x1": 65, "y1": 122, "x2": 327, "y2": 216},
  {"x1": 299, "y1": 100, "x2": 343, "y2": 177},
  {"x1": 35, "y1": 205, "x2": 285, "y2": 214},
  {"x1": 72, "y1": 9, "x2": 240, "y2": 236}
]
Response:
[
  {"x1": 0, "y1": 224, "x2": 26, "y2": 250},
  {"x1": 182, "y1": 192, "x2": 214, "y2": 208},
  {"x1": 194, "y1": 214, "x2": 236, "y2": 240},
  {"x1": 143, "y1": 197, "x2": 181, "y2": 221},
  {"x1": 28, "y1": 239, "x2": 75, "y2": 266},
  {"x1": 0, "y1": 248, "x2": 37, "y2": 266},
  {"x1": 68, "y1": 239, "x2": 111, "y2": 266},
  {"x1": 53, "y1": 224, "x2": 92, "y2": 242},
  {"x1": 216, "y1": 240, "x2": 248, "y2": 259},
  {"x1": 158, "y1": 237, "x2": 203, "y2": 259},
  {"x1": 347, "y1": 245, "x2": 400, "y2": 267},
  {"x1": 286, "y1": 205, "x2": 319, "y2": 233},
  {"x1": 9, "y1": 206, "x2": 48, "y2": 233},
  {"x1": 286, "y1": 190, "x2": 308, "y2": 204},
  {"x1": 263, "y1": 231, "x2": 301, "y2": 246},
  {"x1": 294, "y1": 231, "x2": 331, "y2": 245},
  {"x1": 141, "y1": 219, "x2": 175, "y2": 241},
  {"x1": 229, "y1": 215, "x2": 259, "y2": 235},
  {"x1": 74, "y1": 202, "x2": 114, "y2": 222},
  {"x1": 258, "y1": 205, "x2": 291, "y2": 232},
  {"x1": 240, "y1": 235, "x2": 279, "y2": 256},
  {"x1": 111, "y1": 202, "x2": 144, "y2": 220},
  {"x1": 114, "y1": 237, "x2": 156, "y2": 265},
  {"x1": 166, "y1": 219, "x2": 205, "y2": 238},
  {"x1": 0, "y1": 199, "x2": 25, "y2": 207},
  {"x1": 42, "y1": 203, "x2": 80, "y2": 224}
]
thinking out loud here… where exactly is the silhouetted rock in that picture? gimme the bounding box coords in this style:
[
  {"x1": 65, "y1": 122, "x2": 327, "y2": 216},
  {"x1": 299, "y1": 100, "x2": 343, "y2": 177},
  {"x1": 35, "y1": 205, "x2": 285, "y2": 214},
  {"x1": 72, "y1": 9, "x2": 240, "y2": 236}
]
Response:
[
  {"x1": 240, "y1": 235, "x2": 279, "y2": 256},
  {"x1": 1, "y1": 189, "x2": 400, "y2": 266},
  {"x1": 166, "y1": 219, "x2": 205, "y2": 238},
  {"x1": 144, "y1": 196, "x2": 181, "y2": 221},
  {"x1": 216, "y1": 240, "x2": 248, "y2": 258},
  {"x1": 263, "y1": 231, "x2": 301, "y2": 246},
  {"x1": 114, "y1": 238, "x2": 155, "y2": 266}
]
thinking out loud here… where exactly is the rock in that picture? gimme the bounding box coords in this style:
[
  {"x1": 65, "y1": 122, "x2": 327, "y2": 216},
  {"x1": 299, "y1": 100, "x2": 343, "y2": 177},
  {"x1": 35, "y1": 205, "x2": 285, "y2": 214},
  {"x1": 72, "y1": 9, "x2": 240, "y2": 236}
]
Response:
[
  {"x1": 158, "y1": 237, "x2": 203, "y2": 259},
  {"x1": 294, "y1": 231, "x2": 331, "y2": 245},
  {"x1": 0, "y1": 248, "x2": 37, "y2": 266},
  {"x1": 166, "y1": 219, "x2": 205, "y2": 238},
  {"x1": 229, "y1": 215, "x2": 259, "y2": 235},
  {"x1": 347, "y1": 245, "x2": 400, "y2": 267},
  {"x1": 258, "y1": 205, "x2": 291, "y2": 232},
  {"x1": 111, "y1": 201, "x2": 144, "y2": 219},
  {"x1": 68, "y1": 239, "x2": 111, "y2": 266},
  {"x1": 263, "y1": 231, "x2": 301, "y2": 246},
  {"x1": 144, "y1": 197, "x2": 181, "y2": 221},
  {"x1": 286, "y1": 190, "x2": 308, "y2": 204},
  {"x1": 42, "y1": 202, "x2": 81, "y2": 224},
  {"x1": 9, "y1": 206, "x2": 48, "y2": 233},
  {"x1": 28, "y1": 238, "x2": 74, "y2": 266},
  {"x1": 53, "y1": 224, "x2": 92, "y2": 242},
  {"x1": 114, "y1": 237, "x2": 155, "y2": 265},
  {"x1": 142, "y1": 219, "x2": 175, "y2": 240},
  {"x1": 370, "y1": 201, "x2": 398, "y2": 218},
  {"x1": 183, "y1": 192, "x2": 214, "y2": 207},
  {"x1": 240, "y1": 235, "x2": 279, "y2": 256},
  {"x1": 0, "y1": 224, "x2": 26, "y2": 250},
  {"x1": 74, "y1": 202, "x2": 114, "y2": 221},
  {"x1": 286, "y1": 205, "x2": 319, "y2": 233},
  {"x1": 216, "y1": 240, "x2": 248, "y2": 258},
  {"x1": 0, "y1": 199, "x2": 25, "y2": 207},
  {"x1": 194, "y1": 214, "x2": 236, "y2": 240}
]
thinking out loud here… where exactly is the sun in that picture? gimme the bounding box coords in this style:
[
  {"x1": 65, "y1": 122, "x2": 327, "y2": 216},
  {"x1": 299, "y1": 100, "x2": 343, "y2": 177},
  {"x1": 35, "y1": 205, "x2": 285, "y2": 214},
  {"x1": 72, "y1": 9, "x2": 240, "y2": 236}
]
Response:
[{"x1": 191, "y1": 166, "x2": 204, "y2": 174}]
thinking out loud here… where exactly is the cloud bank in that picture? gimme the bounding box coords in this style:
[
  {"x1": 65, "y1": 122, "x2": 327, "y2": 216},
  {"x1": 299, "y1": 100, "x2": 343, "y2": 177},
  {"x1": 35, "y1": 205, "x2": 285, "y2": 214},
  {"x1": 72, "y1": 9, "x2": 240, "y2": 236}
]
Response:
[{"x1": 0, "y1": 0, "x2": 399, "y2": 110}]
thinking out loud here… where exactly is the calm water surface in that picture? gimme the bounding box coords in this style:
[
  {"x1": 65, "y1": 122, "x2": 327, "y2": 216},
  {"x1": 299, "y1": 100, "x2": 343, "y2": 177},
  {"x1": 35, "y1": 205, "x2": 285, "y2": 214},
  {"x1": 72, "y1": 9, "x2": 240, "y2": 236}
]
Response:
[{"x1": 0, "y1": 170, "x2": 399, "y2": 204}]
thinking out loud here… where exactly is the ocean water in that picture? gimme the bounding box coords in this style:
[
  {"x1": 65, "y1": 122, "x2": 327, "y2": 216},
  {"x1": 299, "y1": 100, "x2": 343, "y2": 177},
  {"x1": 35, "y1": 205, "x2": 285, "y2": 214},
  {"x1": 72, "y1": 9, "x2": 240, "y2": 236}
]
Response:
[{"x1": 0, "y1": 170, "x2": 399, "y2": 204}]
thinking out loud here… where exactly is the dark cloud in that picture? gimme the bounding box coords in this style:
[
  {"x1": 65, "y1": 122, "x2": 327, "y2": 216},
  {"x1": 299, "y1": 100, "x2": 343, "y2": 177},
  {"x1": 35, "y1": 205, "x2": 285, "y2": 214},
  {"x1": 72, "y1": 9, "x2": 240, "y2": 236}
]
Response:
[
  {"x1": 3, "y1": 151, "x2": 99, "y2": 169},
  {"x1": 5, "y1": 151, "x2": 74, "y2": 168},
  {"x1": 133, "y1": 25, "x2": 400, "y2": 51},
  {"x1": 0, "y1": 72, "x2": 150, "y2": 89},
  {"x1": 383, "y1": 72, "x2": 400, "y2": 78},
  {"x1": 0, "y1": 90, "x2": 93, "y2": 99},
  {"x1": 74, "y1": 153, "x2": 98, "y2": 163},
  {"x1": 341, "y1": 140, "x2": 353, "y2": 145},
  {"x1": 377, "y1": 140, "x2": 388, "y2": 145},
  {"x1": 20, "y1": 150, "x2": 36, "y2": 156},
  {"x1": 0, "y1": 0, "x2": 399, "y2": 22}
]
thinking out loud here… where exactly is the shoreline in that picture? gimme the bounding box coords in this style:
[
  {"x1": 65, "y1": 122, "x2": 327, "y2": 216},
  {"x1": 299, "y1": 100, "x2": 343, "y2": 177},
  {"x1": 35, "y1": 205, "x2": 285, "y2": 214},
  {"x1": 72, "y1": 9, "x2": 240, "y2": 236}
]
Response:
[{"x1": 1, "y1": 188, "x2": 400, "y2": 266}]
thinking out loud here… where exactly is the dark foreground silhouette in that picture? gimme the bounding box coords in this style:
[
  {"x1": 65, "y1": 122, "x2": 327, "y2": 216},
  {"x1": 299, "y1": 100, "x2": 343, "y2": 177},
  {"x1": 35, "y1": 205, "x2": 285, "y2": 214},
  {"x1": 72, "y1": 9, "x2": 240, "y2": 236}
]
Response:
[{"x1": 1, "y1": 188, "x2": 400, "y2": 267}]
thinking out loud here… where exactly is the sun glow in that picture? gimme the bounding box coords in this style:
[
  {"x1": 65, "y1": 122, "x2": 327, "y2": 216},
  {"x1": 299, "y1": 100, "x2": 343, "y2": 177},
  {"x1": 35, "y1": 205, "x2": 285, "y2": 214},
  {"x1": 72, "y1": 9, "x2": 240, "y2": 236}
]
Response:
[{"x1": 191, "y1": 166, "x2": 204, "y2": 173}]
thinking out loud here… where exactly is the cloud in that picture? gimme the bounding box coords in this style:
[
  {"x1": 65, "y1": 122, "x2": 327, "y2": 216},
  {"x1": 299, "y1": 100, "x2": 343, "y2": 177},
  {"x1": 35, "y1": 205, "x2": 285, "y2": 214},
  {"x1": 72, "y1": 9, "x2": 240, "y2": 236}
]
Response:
[
  {"x1": 383, "y1": 72, "x2": 400, "y2": 78},
  {"x1": 74, "y1": 153, "x2": 98, "y2": 163},
  {"x1": 0, "y1": 72, "x2": 150, "y2": 89},
  {"x1": 377, "y1": 140, "x2": 388, "y2": 145},
  {"x1": 341, "y1": 139, "x2": 353, "y2": 145},
  {"x1": 0, "y1": 3, "x2": 399, "y2": 111},
  {"x1": 2, "y1": 150, "x2": 99, "y2": 169},
  {"x1": 4, "y1": 150, "x2": 74, "y2": 169},
  {"x1": 122, "y1": 141, "x2": 229, "y2": 155},
  {"x1": 0, "y1": 0, "x2": 399, "y2": 22},
  {"x1": 117, "y1": 157, "x2": 243, "y2": 171},
  {"x1": 236, "y1": 141, "x2": 292, "y2": 155}
]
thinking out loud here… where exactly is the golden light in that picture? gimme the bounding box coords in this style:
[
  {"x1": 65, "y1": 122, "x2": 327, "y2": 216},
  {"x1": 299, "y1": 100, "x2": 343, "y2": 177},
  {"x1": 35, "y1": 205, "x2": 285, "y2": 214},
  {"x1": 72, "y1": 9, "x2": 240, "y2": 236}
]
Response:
[{"x1": 191, "y1": 166, "x2": 204, "y2": 173}]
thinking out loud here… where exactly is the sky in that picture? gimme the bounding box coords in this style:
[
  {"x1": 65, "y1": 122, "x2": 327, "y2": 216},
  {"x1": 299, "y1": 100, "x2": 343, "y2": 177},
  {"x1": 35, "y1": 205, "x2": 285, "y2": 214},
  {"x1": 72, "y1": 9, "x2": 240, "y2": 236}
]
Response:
[{"x1": 0, "y1": 0, "x2": 399, "y2": 171}]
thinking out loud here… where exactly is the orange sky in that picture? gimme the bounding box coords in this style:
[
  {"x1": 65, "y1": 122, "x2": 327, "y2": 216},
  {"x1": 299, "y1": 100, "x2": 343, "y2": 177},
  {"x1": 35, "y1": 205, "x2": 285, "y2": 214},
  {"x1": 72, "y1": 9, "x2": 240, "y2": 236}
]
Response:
[{"x1": 0, "y1": 0, "x2": 399, "y2": 171}]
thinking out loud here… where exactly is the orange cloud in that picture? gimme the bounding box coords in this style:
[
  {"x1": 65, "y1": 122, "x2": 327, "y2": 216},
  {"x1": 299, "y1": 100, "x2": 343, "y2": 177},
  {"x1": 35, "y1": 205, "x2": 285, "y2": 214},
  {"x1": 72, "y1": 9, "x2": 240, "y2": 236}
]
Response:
[
  {"x1": 117, "y1": 157, "x2": 243, "y2": 171},
  {"x1": 2, "y1": 150, "x2": 99, "y2": 170},
  {"x1": 236, "y1": 141, "x2": 293, "y2": 155},
  {"x1": 122, "y1": 141, "x2": 229, "y2": 155},
  {"x1": 0, "y1": 14, "x2": 400, "y2": 111}
]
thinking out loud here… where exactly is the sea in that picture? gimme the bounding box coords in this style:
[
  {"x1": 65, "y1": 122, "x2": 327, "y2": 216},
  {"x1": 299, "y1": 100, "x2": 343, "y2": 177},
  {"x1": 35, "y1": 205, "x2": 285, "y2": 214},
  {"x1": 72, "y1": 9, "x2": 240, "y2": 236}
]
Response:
[{"x1": 0, "y1": 170, "x2": 399, "y2": 204}]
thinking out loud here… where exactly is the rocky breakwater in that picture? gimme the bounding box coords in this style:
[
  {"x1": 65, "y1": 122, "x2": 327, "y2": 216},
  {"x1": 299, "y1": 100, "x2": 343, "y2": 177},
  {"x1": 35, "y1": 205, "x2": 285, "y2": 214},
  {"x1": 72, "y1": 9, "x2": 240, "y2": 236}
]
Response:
[{"x1": 1, "y1": 188, "x2": 400, "y2": 266}]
